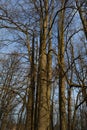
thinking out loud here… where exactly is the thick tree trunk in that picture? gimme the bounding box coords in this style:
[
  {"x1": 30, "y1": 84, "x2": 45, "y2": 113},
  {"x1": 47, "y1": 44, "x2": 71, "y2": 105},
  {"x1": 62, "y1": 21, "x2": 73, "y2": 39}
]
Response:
[{"x1": 38, "y1": 1, "x2": 51, "y2": 130}]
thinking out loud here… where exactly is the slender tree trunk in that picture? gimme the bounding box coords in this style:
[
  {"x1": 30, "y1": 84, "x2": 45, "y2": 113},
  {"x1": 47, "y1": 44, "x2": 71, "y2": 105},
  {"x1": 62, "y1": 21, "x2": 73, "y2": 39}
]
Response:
[
  {"x1": 34, "y1": 40, "x2": 39, "y2": 130},
  {"x1": 47, "y1": 1, "x2": 54, "y2": 128},
  {"x1": 72, "y1": 91, "x2": 79, "y2": 130},
  {"x1": 47, "y1": 21, "x2": 52, "y2": 130},
  {"x1": 68, "y1": 87, "x2": 72, "y2": 130},
  {"x1": 58, "y1": 1, "x2": 67, "y2": 130},
  {"x1": 25, "y1": 33, "x2": 35, "y2": 130}
]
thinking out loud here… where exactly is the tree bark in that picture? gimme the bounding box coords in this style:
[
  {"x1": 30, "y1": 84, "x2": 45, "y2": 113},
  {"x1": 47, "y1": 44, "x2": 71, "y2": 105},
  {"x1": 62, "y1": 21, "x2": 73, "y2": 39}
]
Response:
[
  {"x1": 68, "y1": 88, "x2": 72, "y2": 130},
  {"x1": 38, "y1": 1, "x2": 51, "y2": 130},
  {"x1": 25, "y1": 33, "x2": 35, "y2": 130},
  {"x1": 58, "y1": 1, "x2": 67, "y2": 130}
]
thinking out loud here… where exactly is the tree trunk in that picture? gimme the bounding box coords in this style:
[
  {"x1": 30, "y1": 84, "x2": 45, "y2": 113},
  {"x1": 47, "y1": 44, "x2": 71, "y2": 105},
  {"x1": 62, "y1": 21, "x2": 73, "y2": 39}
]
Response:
[
  {"x1": 68, "y1": 88, "x2": 72, "y2": 130},
  {"x1": 25, "y1": 33, "x2": 35, "y2": 130},
  {"x1": 58, "y1": 1, "x2": 67, "y2": 130},
  {"x1": 38, "y1": 1, "x2": 51, "y2": 130}
]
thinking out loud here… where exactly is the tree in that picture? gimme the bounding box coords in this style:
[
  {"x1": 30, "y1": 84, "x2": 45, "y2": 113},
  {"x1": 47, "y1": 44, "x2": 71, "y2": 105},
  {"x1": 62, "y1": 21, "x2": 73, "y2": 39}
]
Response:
[
  {"x1": 0, "y1": 0, "x2": 87, "y2": 130},
  {"x1": 58, "y1": 1, "x2": 67, "y2": 130}
]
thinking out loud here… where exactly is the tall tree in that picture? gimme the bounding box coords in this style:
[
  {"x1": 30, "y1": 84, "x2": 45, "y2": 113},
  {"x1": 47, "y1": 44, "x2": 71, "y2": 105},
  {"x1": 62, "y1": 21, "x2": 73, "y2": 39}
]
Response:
[
  {"x1": 58, "y1": 1, "x2": 67, "y2": 130},
  {"x1": 38, "y1": 1, "x2": 51, "y2": 130},
  {"x1": 25, "y1": 32, "x2": 35, "y2": 130}
]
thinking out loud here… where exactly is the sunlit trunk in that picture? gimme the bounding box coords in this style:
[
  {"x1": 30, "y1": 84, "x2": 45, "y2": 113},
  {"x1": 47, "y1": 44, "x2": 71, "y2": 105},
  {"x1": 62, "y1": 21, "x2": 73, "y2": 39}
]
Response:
[{"x1": 38, "y1": 1, "x2": 51, "y2": 130}]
